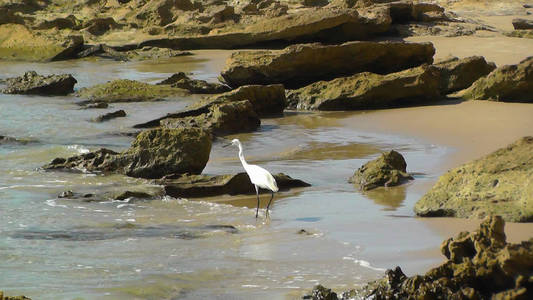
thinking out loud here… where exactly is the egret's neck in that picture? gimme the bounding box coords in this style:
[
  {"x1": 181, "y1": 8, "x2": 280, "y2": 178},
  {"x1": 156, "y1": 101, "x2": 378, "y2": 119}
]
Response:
[{"x1": 237, "y1": 143, "x2": 248, "y2": 167}]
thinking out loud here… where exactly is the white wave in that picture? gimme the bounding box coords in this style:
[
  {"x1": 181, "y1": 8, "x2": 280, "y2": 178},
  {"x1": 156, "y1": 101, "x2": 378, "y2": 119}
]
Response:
[
  {"x1": 45, "y1": 199, "x2": 68, "y2": 208},
  {"x1": 67, "y1": 145, "x2": 90, "y2": 154}
]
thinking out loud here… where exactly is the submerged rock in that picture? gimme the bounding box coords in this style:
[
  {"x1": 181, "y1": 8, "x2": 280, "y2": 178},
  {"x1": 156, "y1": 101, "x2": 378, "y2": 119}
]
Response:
[
  {"x1": 287, "y1": 64, "x2": 441, "y2": 110},
  {"x1": 0, "y1": 135, "x2": 36, "y2": 145},
  {"x1": 2, "y1": 71, "x2": 77, "y2": 95},
  {"x1": 337, "y1": 216, "x2": 533, "y2": 299},
  {"x1": 57, "y1": 189, "x2": 158, "y2": 202},
  {"x1": 349, "y1": 150, "x2": 413, "y2": 191},
  {"x1": 93, "y1": 110, "x2": 126, "y2": 122},
  {"x1": 220, "y1": 41, "x2": 435, "y2": 88},
  {"x1": 158, "y1": 72, "x2": 230, "y2": 94},
  {"x1": 76, "y1": 79, "x2": 186, "y2": 103},
  {"x1": 415, "y1": 136, "x2": 533, "y2": 222},
  {"x1": 463, "y1": 56, "x2": 533, "y2": 102},
  {"x1": 161, "y1": 172, "x2": 310, "y2": 198},
  {"x1": 43, "y1": 128, "x2": 212, "y2": 179},
  {"x1": 434, "y1": 56, "x2": 496, "y2": 94}
]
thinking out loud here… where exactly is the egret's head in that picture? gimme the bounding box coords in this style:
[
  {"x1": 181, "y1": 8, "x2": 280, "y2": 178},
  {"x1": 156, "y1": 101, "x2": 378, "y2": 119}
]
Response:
[{"x1": 230, "y1": 139, "x2": 240, "y2": 146}]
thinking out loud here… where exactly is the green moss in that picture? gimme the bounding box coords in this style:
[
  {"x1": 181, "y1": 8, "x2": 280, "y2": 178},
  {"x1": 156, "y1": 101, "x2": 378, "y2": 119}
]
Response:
[{"x1": 76, "y1": 79, "x2": 185, "y2": 102}]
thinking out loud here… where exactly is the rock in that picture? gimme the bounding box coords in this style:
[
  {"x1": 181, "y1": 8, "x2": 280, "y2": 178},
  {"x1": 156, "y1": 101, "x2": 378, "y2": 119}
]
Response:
[
  {"x1": 82, "y1": 17, "x2": 122, "y2": 36},
  {"x1": 220, "y1": 41, "x2": 435, "y2": 88},
  {"x1": 158, "y1": 72, "x2": 229, "y2": 94},
  {"x1": 342, "y1": 216, "x2": 533, "y2": 299},
  {"x1": 387, "y1": 1, "x2": 448, "y2": 23},
  {"x1": 349, "y1": 150, "x2": 413, "y2": 191},
  {"x1": 93, "y1": 110, "x2": 127, "y2": 122},
  {"x1": 512, "y1": 18, "x2": 533, "y2": 30},
  {"x1": 83, "y1": 102, "x2": 109, "y2": 109},
  {"x1": 124, "y1": 47, "x2": 193, "y2": 61},
  {"x1": 56, "y1": 189, "x2": 158, "y2": 202},
  {"x1": 43, "y1": 128, "x2": 212, "y2": 179},
  {"x1": 287, "y1": 64, "x2": 441, "y2": 110},
  {"x1": 2, "y1": 71, "x2": 77, "y2": 95},
  {"x1": 463, "y1": 57, "x2": 533, "y2": 102},
  {"x1": 76, "y1": 44, "x2": 129, "y2": 61},
  {"x1": 161, "y1": 100, "x2": 261, "y2": 136},
  {"x1": 134, "y1": 0, "x2": 197, "y2": 27},
  {"x1": 0, "y1": 135, "x2": 36, "y2": 145},
  {"x1": 139, "y1": 7, "x2": 391, "y2": 50},
  {"x1": 113, "y1": 190, "x2": 155, "y2": 201},
  {"x1": 0, "y1": 24, "x2": 83, "y2": 61},
  {"x1": 33, "y1": 15, "x2": 82, "y2": 30},
  {"x1": 76, "y1": 79, "x2": 186, "y2": 103},
  {"x1": 415, "y1": 137, "x2": 533, "y2": 222},
  {"x1": 0, "y1": 290, "x2": 32, "y2": 300},
  {"x1": 134, "y1": 84, "x2": 285, "y2": 129},
  {"x1": 161, "y1": 172, "x2": 310, "y2": 198},
  {"x1": 434, "y1": 56, "x2": 496, "y2": 94},
  {"x1": 504, "y1": 30, "x2": 533, "y2": 39},
  {"x1": 305, "y1": 284, "x2": 338, "y2": 300}
]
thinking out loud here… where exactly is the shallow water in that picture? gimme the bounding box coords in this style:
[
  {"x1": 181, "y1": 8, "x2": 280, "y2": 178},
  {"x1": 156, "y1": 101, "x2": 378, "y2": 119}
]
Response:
[{"x1": 0, "y1": 50, "x2": 524, "y2": 299}]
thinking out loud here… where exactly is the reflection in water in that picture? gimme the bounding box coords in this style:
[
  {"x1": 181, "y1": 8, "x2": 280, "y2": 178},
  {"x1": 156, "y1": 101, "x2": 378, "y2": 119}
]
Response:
[{"x1": 363, "y1": 185, "x2": 408, "y2": 211}]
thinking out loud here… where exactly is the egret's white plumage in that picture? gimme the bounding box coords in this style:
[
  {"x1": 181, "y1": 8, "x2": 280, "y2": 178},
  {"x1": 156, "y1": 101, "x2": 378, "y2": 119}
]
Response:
[{"x1": 229, "y1": 138, "x2": 278, "y2": 217}]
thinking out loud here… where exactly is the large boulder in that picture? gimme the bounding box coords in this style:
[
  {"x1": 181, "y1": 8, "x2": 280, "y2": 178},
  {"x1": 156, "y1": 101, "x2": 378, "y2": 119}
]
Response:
[
  {"x1": 415, "y1": 137, "x2": 533, "y2": 222},
  {"x1": 463, "y1": 57, "x2": 533, "y2": 102},
  {"x1": 434, "y1": 56, "x2": 496, "y2": 94},
  {"x1": 333, "y1": 216, "x2": 533, "y2": 300},
  {"x1": 162, "y1": 172, "x2": 310, "y2": 198},
  {"x1": 76, "y1": 79, "x2": 186, "y2": 103},
  {"x1": 158, "y1": 72, "x2": 230, "y2": 94},
  {"x1": 2, "y1": 71, "x2": 77, "y2": 95},
  {"x1": 349, "y1": 150, "x2": 413, "y2": 191},
  {"x1": 220, "y1": 41, "x2": 435, "y2": 88},
  {"x1": 134, "y1": 84, "x2": 285, "y2": 129},
  {"x1": 512, "y1": 18, "x2": 533, "y2": 30},
  {"x1": 43, "y1": 128, "x2": 212, "y2": 179},
  {"x1": 286, "y1": 64, "x2": 441, "y2": 110},
  {"x1": 139, "y1": 7, "x2": 391, "y2": 50},
  {"x1": 0, "y1": 24, "x2": 83, "y2": 61}
]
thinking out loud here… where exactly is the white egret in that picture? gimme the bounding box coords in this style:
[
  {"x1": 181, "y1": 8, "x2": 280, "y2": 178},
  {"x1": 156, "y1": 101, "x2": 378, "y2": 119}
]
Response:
[{"x1": 225, "y1": 139, "x2": 279, "y2": 218}]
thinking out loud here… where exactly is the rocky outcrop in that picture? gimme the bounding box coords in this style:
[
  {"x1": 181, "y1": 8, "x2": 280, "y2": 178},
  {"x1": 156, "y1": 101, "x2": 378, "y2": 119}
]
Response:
[
  {"x1": 434, "y1": 56, "x2": 496, "y2": 94},
  {"x1": 158, "y1": 72, "x2": 230, "y2": 94},
  {"x1": 93, "y1": 110, "x2": 127, "y2": 122},
  {"x1": 2, "y1": 71, "x2": 77, "y2": 95},
  {"x1": 512, "y1": 18, "x2": 533, "y2": 30},
  {"x1": 387, "y1": 1, "x2": 448, "y2": 23},
  {"x1": 43, "y1": 128, "x2": 212, "y2": 179},
  {"x1": 162, "y1": 172, "x2": 310, "y2": 198},
  {"x1": 0, "y1": 135, "x2": 36, "y2": 145},
  {"x1": 0, "y1": 24, "x2": 83, "y2": 61},
  {"x1": 309, "y1": 216, "x2": 533, "y2": 299},
  {"x1": 138, "y1": 7, "x2": 391, "y2": 50},
  {"x1": 463, "y1": 57, "x2": 533, "y2": 102},
  {"x1": 134, "y1": 84, "x2": 285, "y2": 131},
  {"x1": 415, "y1": 137, "x2": 533, "y2": 222},
  {"x1": 349, "y1": 150, "x2": 413, "y2": 191},
  {"x1": 220, "y1": 41, "x2": 435, "y2": 88},
  {"x1": 76, "y1": 79, "x2": 186, "y2": 103},
  {"x1": 287, "y1": 64, "x2": 441, "y2": 110}
]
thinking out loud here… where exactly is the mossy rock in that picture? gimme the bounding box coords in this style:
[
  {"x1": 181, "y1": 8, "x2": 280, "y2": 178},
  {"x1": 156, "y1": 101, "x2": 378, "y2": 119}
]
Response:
[
  {"x1": 43, "y1": 128, "x2": 212, "y2": 179},
  {"x1": 76, "y1": 79, "x2": 186, "y2": 103},
  {"x1": 415, "y1": 136, "x2": 533, "y2": 222},
  {"x1": 463, "y1": 57, "x2": 533, "y2": 102},
  {"x1": 349, "y1": 150, "x2": 413, "y2": 190}
]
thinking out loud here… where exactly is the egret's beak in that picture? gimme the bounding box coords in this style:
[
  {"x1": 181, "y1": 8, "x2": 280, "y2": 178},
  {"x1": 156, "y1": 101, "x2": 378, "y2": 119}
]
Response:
[{"x1": 222, "y1": 143, "x2": 232, "y2": 148}]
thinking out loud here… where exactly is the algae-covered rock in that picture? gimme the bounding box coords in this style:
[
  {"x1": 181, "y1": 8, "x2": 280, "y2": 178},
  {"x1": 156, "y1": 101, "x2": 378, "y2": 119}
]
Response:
[
  {"x1": 287, "y1": 65, "x2": 441, "y2": 110},
  {"x1": 0, "y1": 24, "x2": 82, "y2": 61},
  {"x1": 220, "y1": 41, "x2": 435, "y2": 88},
  {"x1": 43, "y1": 128, "x2": 211, "y2": 179},
  {"x1": 415, "y1": 136, "x2": 533, "y2": 222},
  {"x1": 161, "y1": 100, "x2": 260, "y2": 136},
  {"x1": 334, "y1": 216, "x2": 533, "y2": 299},
  {"x1": 434, "y1": 56, "x2": 496, "y2": 94},
  {"x1": 93, "y1": 110, "x2": 127, "y2": 122},
  {"x1": 512, "y1": 18, "x2": 533, "y2": 30},
  {"x1": 463, "y1": 57, "x2": 533, "y2": 102},
  {"x1": 2, "y1": 71, "x2": 77, "y2": 95},
  {"x1": 0, "y1": 290, "x2": 32, "y2": 300},
  {"x1": 162, "y1": 172, "x2": 310, "y2": 198},
  {"x1": 504, "y1": 30, "x2": 533, "y2": 39},
  {"x1": 134, "y1": 84, "x2": 285, "y2": 132},
  {"x1": 349, "y1": 150, "x2": 413, "y2": 191},
  {"x1": 0, "y1": 135, "x2": 37, "y2": 145},
  {"x1": 158, "y1": 72, "x2": 229, "y2": 94},
  {"x1": 76, "y1": 79, "x2": 186, "y2": 103}
]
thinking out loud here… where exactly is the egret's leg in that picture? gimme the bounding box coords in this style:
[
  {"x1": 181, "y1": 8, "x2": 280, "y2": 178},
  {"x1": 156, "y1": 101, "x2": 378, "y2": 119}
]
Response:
[
  {"x1": 255, "y1": 185, "x2": 260, "y2": 218},
  {"x1": 266, "y1": 191, "x2": 274, "y2": 217}
]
